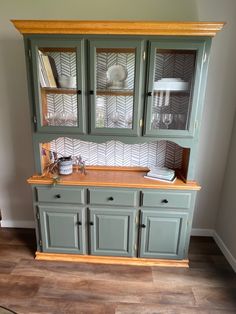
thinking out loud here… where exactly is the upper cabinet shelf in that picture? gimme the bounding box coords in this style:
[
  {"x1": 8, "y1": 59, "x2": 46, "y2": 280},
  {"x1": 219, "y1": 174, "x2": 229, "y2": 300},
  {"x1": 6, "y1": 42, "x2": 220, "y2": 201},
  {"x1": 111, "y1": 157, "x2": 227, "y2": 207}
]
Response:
[{"x1": 42, "y1": 87, "x2": 77, "y2": 95}]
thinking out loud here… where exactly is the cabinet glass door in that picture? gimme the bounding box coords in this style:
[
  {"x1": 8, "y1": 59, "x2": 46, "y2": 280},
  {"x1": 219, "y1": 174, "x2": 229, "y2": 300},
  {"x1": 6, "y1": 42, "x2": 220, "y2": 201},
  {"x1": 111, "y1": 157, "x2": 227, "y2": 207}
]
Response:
[
  {"x1": 31, "y1": 39, "x2": 85, "y2": 133},
  {"x1": 144, "y1": 41, "x2": 205, "y2": 137},
  {"x1": 89, "y1": 40, "x2": 143, "y2": 136}
]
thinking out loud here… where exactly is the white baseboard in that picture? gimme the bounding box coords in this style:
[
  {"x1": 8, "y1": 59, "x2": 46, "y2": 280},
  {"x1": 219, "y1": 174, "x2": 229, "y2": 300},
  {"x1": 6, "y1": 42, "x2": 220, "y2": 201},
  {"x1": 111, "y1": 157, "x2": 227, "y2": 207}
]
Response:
[
  {"x1": 213, "y1": 231, "x2": 236, "y2": 273},
  {"x1": 0, "y1": 220, "x2": 35, "y2": 228},
  {"x1": 191, "y1": 228, "x2": 214, "y2": 237}
]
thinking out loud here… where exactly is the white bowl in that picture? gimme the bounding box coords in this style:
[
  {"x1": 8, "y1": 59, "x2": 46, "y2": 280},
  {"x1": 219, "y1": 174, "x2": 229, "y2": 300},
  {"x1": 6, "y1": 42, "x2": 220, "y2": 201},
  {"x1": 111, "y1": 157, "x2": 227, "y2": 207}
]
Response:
[{"x1": 58, "y1": 75, "x2": 76, "y2": 89}]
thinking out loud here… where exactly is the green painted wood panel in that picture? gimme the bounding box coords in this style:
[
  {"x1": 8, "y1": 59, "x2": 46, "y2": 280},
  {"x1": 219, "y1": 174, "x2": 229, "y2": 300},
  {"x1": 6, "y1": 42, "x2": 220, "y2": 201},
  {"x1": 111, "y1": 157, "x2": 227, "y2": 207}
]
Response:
[
  {"x1": 36, "y1": 186, "x2": 85, "y2": 204},
  {"x1": 139, "y1": 210, "x2": 188, "y2": 259},
  {"x1": 89, "y1": 207, "x2": 136, "y2": 257},
  {"x1": 39, "y1": 205, "x2": 85, "y2": 254},
  {"x1": 88, "y1": 188, "x2": 139, "y2": 207},
  {"x1": 142, "y1": 190, "x2": 192, "y2": 209}
]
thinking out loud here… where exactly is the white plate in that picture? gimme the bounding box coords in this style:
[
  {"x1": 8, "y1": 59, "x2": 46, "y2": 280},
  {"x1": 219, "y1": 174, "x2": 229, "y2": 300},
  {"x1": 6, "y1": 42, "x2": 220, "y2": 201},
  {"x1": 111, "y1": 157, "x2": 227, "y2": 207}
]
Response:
[{"x1": 106, "y1": 65, "x2": 128, "y2": 82}]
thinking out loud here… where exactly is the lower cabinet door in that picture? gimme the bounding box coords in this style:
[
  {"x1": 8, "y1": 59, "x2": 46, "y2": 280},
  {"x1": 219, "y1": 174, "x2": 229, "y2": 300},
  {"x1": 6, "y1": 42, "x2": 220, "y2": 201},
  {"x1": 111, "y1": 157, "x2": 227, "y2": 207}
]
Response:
[
  {"x1": 139, "y1": 210, "x2": 188, "y2": 259},
  {"x1": 38, "y1": 205, "x2": 85, "y2": 254},
  {"x1": 89, "y1": 207, "x2": 136, "y2": 257}
]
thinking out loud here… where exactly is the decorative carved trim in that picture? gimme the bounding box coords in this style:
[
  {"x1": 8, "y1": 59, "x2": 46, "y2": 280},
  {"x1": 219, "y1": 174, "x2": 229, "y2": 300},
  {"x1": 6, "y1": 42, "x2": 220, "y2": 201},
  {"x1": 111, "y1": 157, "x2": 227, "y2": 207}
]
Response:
[{"x1": 12, "y1": 20, "x2": 225, "y2": 36}]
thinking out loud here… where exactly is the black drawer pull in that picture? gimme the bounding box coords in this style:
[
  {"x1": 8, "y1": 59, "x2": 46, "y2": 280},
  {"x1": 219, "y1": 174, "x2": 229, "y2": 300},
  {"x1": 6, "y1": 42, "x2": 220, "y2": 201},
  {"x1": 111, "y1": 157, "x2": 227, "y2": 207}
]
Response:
[
  {"x1": 77, "y1": 221, "x2": 82, "y2": 226},
  {"x1": 55, "y1": 194, "x2": 61, "y2": 199},
  {"x1": 141, "y1": 224, "x2": 146, "y2": 228},
  {"x1": 147, "y1": 91, "x2": 152, "y2": 97},
  {"x1": 90, "y1": 90, "x2": 94, "y2": 95},
  {"x1": 77, "y1": 90, "x2": 82, "y2": 95},
  {"x1": 89, "y1": 222, "x2": 94, "y2": 226},
  {"x1": 161, "y1": 199, "x2": 168, "y2": 204},
  {"x1": 107, "y1": 196, "x2": 114, "y2": 201}
]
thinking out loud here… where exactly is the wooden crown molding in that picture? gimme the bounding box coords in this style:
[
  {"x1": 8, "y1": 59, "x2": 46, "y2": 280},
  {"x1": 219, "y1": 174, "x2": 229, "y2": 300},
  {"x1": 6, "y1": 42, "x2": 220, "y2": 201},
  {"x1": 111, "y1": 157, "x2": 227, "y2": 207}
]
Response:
[{"x1": 11, "y1": 20, "x2": 225, "y2": 36}]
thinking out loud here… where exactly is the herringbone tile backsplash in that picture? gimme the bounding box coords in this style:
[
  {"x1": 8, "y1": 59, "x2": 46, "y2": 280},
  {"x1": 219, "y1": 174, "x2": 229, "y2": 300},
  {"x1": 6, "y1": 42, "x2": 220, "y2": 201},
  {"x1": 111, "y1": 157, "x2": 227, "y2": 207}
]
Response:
[{"x1": 48, "y1": 138, "x2": 183, "y2": 169}]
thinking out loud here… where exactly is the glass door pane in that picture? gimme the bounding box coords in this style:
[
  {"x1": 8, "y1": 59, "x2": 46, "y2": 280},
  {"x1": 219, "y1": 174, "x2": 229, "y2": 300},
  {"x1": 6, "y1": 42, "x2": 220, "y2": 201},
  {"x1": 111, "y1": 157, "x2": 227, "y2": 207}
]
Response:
[
  {"x1": 89, "y1": 40, "x2": 143, "y2": 136},
  {"x1": 96, "y1": 48, "x2": 135, "y2": 129},
  {"x1": 31, "y1": 39, "x2": 85, "y2": 133},
  {"x1": 38, "y1": 47, "x2": 78, "y2": 127},
  {"x1": 145, "y1": 41, "x2": 205, "y2": 138},
  {"x1": 151, "y1": 49, "x2": 196, "y2": 131}
]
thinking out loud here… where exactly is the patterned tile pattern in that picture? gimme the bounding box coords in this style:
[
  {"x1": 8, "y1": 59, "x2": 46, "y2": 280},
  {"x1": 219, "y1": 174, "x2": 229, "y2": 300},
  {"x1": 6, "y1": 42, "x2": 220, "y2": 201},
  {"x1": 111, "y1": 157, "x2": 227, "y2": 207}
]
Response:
[
  {"x1": 48, "y1": 138, "x2": 183, "y2": 169},
  {"x1": 49, "y1": 51, "x2": 76, "y2": 77}
]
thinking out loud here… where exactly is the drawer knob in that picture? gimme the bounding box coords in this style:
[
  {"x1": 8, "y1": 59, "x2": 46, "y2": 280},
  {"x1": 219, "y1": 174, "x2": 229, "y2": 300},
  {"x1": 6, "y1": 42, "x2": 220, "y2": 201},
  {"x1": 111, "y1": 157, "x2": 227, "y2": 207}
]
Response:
[
  {"x1": 77, "y1": 221, "x2": 82, "y2": 226},
  {"x1": 108, "y1": 197, "x2": 114, "y2": 201},
  {"x1": 161, "y1": 199, "x2": 168, "y2": 204},
  {"x1": 141, "y1": 224, "x2": 146, "y2": 228},
  {"x1": 89, "y1": 222, "x2": 94, "y2": 226},
  {"x1": 147, "y1": 91, "x2": 152, "y2": 97},
  {"x1": 55, "y1": 194, "x2": 61, "y2": 199}
]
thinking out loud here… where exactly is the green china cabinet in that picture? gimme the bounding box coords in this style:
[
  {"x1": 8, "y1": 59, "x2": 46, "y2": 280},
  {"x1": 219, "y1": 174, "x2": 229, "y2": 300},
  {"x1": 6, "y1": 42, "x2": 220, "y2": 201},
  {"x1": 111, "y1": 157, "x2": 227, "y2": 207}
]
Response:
[{"x1": 12, "y1": 20, "x2": 224, "y2": 266}]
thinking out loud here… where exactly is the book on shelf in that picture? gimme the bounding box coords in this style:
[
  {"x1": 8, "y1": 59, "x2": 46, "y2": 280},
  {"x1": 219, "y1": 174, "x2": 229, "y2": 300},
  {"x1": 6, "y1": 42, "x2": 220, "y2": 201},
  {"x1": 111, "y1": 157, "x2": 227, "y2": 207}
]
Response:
[
  {"x1": 144, "y1": 167, "x2": 176, "y2": 183},
  {"x1": 42, "y1": 55, "x2": 57, "y2": 88},
  {"x1": 38, "y1": 51, "x2": 57, "y2": 88},
  {"x1": 143, "y1": 175, "x2": 177, "y2": 183}
]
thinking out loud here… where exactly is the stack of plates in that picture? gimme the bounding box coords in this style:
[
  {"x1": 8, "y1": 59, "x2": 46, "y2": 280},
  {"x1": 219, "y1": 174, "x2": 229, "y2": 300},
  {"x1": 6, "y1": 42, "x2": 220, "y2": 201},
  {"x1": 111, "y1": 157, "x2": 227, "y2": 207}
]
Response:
[{"x1": 154, "y1": 78, "x2": 188, "y2": 91}]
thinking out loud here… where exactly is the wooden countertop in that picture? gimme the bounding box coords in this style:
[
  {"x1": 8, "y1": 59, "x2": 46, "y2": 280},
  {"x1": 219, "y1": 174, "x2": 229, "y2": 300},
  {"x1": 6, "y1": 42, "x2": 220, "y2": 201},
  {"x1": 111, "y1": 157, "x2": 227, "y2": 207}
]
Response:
[{"x1": 27, "y1": 167, "x2": 201, "y2": 191}]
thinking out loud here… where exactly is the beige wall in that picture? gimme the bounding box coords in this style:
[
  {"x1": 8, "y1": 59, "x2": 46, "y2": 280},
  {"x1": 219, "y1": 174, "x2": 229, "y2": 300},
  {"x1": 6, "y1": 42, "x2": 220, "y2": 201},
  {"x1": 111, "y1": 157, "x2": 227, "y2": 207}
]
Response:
[
  {"x1": 215, "y1": 112, "x2": 236, "y2": 260},
  {"x1": 0, "y1": 1, "x2": 235, "y2": 232}
]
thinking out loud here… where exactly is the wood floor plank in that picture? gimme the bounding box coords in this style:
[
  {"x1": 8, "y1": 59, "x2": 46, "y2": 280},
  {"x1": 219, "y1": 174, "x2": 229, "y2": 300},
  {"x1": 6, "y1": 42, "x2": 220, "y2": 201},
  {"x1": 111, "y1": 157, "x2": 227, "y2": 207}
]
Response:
[
  {"x1": 192, "y1": 286, "x2": 236, "y2": 310},
  {"x1": 0, "y1": 261, "x2": 16, "y2": 274},
  {"x1": 152, "y1": 267, "x2": 236, "y2": 289},
  {"x1": 0, "y1": 297, "x2": 116, "y2": 314},
  {"x1": 0, "y1": 274, "x2": 44, "y2": 299},
  {"x1": 115, "y1": 303, "x2": 236, "y2": 314},
  {"x1": 12, "y1": 258, "x2": 153, "y2": 283}
]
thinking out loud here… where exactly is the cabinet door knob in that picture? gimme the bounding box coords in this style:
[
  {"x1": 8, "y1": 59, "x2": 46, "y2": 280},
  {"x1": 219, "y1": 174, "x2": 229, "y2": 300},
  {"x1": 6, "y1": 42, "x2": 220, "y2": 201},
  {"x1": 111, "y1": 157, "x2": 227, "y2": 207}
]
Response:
[
  {"x1": 89, "y1": 221, "x2": 94, "y2": 226},
  {"x1": 161, "y1": 199, "x2": 168, "y2": 204},
  {"x1": 141, "y1": 224, "x2": 146, "y2": 228},
  {"x1": 108, "y1": 196, "x2": 114, "y2": 201},
  {"x1": 55, "y1": 194, "x2": 61, "y2": 199},
  {"x1": 77, "y1": 90, "x2": 82, "y2": 95},
  {"x1": 147, "y1": 91, "x2": 152, "y2": 97},
  {"x1": 77, "y1": 221, "x2": 82, "y2": 226},
  {"x1": 90, "y1": 90, "x2": 94, "y2": 95}
]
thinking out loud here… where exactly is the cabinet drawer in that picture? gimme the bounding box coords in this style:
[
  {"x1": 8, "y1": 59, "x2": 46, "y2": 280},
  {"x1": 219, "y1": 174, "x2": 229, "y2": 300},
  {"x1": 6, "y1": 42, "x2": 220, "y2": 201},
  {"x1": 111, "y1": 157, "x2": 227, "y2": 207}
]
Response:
[
  {"x1": 88, "y1": 188, "x2": 138, "y2": 207},
  {"x1": 142, "y1": 191, "x2": 191, "y2": 209},
  {"x1": 36, "y1": 186, "x2": 85, "y2": 204}
]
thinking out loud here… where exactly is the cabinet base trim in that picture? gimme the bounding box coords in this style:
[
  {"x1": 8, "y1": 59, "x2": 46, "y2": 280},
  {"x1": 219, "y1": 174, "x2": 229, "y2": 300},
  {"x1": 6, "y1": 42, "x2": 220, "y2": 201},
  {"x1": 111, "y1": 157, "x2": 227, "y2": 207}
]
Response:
[{"x1": 35, "y1": 251, "x2": 189, "y2": 267}]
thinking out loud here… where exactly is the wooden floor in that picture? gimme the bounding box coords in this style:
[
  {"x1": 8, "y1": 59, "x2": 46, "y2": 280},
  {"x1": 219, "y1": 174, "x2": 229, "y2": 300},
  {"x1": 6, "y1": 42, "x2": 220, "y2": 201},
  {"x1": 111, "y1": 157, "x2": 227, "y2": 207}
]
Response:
[{"x1": 0, "y1": 228, "x2": 236, "y2": 314}]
